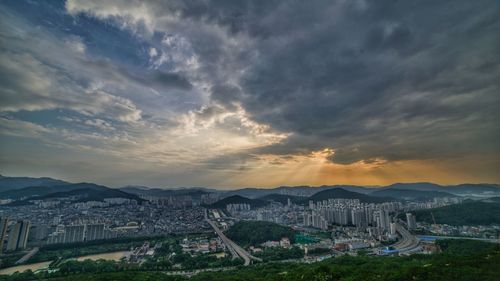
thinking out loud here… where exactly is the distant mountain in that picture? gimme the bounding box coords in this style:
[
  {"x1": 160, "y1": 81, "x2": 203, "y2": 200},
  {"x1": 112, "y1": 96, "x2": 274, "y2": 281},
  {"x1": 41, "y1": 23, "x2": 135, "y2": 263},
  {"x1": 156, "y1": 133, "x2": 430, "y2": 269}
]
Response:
[
  {"x1": 381, "y1": 182, "x2": 500, "y2": 195},
  {"x1": 381, "y1": 182, "x2": 443, "y2": 192},
  {"x1": 317, "y1": 185, "x2": 373, "y2": 194},
  {"x1": 224, "y1": 183, "x2": 500, "y2": 199},
  {"x1": 1, "y1": 175, "x2": 499, "y2": 203},
  {"x1": 223, "y1": 185, "x2": 374, "y2": 198},
  {"x1": 0, "y1": 175, "x2": 69, "y2": 192},
  {"x1": 210, "y1": 189, "x2": 394, "y2": 208},
  {"x1": 308, "y1": 188, "x2": 395, "y2": 203},
  {"x1": 32, "y1": 183, "x2": 143, "y2": 202},
  {"x1": 0, "y1": 185, "x2": 74, "y2": 200},
  {"x1": 1, "y1": 183, "x2": 144, "y2": 205},
  {"x1": 405, "y1": 199, "x2": 500, "y2": 226},
  {"x1": 446, "y1": 184, "x2": 500, "y2": 194},
  {"x1": 209, "y1": 195, "x2": 267, "y2": 208},
  {"x1": 0, "y1": 183, "x2": 125, "y2": 200},
  {"x1": 370, "y1": 188, "x2": 457, "y2": 201},
  {"x1": 222, "y1": 187, "x2": 281, "y2": 198},
  {"x1": 482, "y1": 197, "x2": 500, "y2": 203},
  {"x1": 258, "y1": 194, "x2": 306, "y2": 204},
  {"x1": 120, "y1": 186, "x2": 212, "y2": 198}
]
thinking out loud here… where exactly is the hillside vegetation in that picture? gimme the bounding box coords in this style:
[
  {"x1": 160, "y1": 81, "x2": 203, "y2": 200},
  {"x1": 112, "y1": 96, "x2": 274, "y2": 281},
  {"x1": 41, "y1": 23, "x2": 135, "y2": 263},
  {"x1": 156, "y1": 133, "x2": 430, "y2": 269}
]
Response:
[
  {"x1": 0, "y1": 175, "x2": 69, "y2": 191},
  {"x1": 0, "y1": 183, "x2": 143, "y2": 203},
  {"x1": 407, "y1": 200, "x2": 500, "y2": 226},
  {"x1": 225, "y1": 221, "x2": 297, "y2": 246},
  {"x1": 309, "y1": 188, "x2": 394, "y2": 203},
  {"x1": 257, "y1": 194, "x2": 305, "y2": 204},
  {"x1": 370, "y1": 188, "x2": 456, "y2": 200},
  {"x1": 209, "y1": 195, "x2": 267, "y2": 208}
]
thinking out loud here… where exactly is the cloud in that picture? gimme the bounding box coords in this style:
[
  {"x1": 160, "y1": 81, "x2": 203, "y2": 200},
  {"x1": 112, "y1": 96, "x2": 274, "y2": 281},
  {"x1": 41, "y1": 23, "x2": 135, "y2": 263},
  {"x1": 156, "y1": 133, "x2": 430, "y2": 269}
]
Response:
[
  {"x1": 148, "y1": 47, "x2": 157, "y2": 58},
  {"x1": 64, "y1": 0, "x2": 500, "y2": 166},
  {"x1": 208, "y1": 0, "x2": 500, "y2": 165},
  {"x1": 0, "y1": 11, "x2": 146, "y2": 124},
  {"x1": 65, "y1": 0, "x2": 157, "y2": 34},
  {"x1": 1, "y1": 0, "x2": 499, "y2": 187},
  {"x1": 0, "y1": 51, "x2": 143, "y2": 123}
]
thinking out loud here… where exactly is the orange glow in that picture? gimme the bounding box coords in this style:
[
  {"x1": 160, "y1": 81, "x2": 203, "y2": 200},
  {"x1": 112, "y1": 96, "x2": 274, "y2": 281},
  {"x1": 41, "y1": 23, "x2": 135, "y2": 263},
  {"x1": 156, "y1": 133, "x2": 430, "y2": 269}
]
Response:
[{"x1": 214, "y1": 149, "x2": 500, "y2": 188}]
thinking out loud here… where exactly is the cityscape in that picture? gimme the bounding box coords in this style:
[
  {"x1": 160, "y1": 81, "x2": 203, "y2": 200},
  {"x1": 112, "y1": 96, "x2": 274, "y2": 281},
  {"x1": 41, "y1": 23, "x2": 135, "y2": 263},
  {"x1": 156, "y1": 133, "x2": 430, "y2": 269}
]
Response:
[
  {"x1": 0, "y1": 176, "x2": 499, "y2": 280},
  {"x1": 1, "y1": 0, "x2": 499, "y2": 280}
]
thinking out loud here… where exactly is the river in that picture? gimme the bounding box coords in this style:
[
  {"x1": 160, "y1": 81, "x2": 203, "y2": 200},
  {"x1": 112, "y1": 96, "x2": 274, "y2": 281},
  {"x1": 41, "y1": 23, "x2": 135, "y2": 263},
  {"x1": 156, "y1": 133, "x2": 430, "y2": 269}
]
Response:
[
  {"x1": 75, "y1": 250, "x2": 130, "y2": 261},
  {"x1": 0, "y1": 261, "x2": 51, "y2": 275},
  {"x1": 0, "y1": 250, "x2": 130, "y2": 275}
]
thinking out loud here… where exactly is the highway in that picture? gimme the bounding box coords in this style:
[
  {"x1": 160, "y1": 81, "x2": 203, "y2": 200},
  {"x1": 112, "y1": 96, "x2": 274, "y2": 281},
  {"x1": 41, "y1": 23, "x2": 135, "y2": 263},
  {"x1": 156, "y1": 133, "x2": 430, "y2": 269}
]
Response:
[
  {"x1": 15, "y1": 247, "x2": 39, "y2": 264},
  {"x1": 206, "y1": 219, "x2": 262, "y2": 266},
  {"x1": 206, "y1": 219, "x2": 239, "y2": 260},
  {"x1": 391, "y1": 223, "x2": 421, "y2": 254}
]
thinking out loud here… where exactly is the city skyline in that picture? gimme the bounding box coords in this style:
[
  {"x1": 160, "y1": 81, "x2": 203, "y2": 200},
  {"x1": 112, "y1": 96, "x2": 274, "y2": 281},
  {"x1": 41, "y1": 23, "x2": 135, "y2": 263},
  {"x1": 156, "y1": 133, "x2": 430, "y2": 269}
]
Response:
[{"x1": 1, "y1": 0, "x2": 499, "y2": 188}]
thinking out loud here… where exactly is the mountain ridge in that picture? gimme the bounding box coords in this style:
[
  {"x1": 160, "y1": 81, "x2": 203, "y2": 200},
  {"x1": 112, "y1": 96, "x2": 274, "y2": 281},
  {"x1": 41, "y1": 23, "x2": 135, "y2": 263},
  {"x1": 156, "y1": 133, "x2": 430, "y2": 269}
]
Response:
[
  {"x1": 209, "y1": 195, "x2": 267, "y2": 208},
  {"x1": 370, "y1": 188, "x2": 458, "y2": 200},
  {"x1": 8, "y1": 183, "x2": 143, "y2": 204},
  {"x1": 308, "y1": 188, "x2": 395, "y2": 203},
  {"x1": 0, "y1": 176, "x2": 498, "y2": 203}
]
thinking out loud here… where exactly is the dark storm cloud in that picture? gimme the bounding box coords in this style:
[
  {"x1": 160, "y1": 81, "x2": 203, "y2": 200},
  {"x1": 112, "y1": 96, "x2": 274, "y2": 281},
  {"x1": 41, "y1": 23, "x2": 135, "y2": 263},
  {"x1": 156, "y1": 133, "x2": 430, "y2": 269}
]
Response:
[{"x1": 175, "y1": 0, "x2": 500, "y2": 164}]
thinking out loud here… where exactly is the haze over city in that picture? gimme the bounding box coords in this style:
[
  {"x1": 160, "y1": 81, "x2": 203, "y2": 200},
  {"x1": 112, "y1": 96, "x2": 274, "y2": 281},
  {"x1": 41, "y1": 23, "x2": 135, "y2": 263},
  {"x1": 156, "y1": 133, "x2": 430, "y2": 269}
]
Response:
[{"x1": 1, "y1": 0, "x2": 499, "y2": 188}]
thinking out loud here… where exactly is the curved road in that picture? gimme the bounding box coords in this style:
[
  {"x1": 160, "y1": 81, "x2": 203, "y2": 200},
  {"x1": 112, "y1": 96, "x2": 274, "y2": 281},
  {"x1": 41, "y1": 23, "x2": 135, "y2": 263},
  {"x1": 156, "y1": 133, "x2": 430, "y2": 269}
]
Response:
[{"x1": 389, "y1": 223, "x2": 421, "y2": 254}]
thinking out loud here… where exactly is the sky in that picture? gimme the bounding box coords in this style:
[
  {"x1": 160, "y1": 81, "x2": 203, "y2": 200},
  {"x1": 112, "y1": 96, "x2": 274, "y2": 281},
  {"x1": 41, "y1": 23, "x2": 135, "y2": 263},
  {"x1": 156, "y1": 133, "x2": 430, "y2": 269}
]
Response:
[{"x1": 0, "y1": 0, "x2": 499, "y2": 188}]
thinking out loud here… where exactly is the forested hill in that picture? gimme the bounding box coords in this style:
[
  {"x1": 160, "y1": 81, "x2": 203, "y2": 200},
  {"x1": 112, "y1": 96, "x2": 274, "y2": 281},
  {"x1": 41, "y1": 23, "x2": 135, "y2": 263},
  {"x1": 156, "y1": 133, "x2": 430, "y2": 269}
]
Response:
[
  {"x1": 404, "y1": 200, "x2": 500, "y2": 226},
  {"x1": 209, "y1": 195, "x2": 267, "y2": 208},
  {"x1": 225, "y1": 221, "x2": 297, "y2": 246},
  {"x1": 370, "y1": 188, "x2": 457, "y2": 200},
  {"x1": 258, "y1": 194, "x2": 305, "y2": 204},
  {"x1": 3, "y1": 183, "x2": 143, "y2": 204},
  {"x1": 0, "y1": 175, "x2": 69, "y2": 191},
  {"x1": 309, "y1": 188, "x2": 394, "y2": 203}
]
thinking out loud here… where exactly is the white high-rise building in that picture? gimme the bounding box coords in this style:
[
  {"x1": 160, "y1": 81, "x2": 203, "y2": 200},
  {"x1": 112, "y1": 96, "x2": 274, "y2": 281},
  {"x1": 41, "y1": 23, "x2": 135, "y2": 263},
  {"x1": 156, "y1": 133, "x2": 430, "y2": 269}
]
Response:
[
  {"x1": 406, "y1": 213, "x2": 417, "y2": 230},
  {"x1": 351, "y1": 208, "x2": 368, "y2": 229},
  {"x1": 85, "y1": 224, "x2": 105, "y2": 241},
  {"x1": 374, "y1": 210, "x2": 391, "y2": 231},
  {"x1": 0, "y1": 217, "x2": 8, "y2": 253},
  {"x1": 6, "y1": 220, "x2": 30, "y2": 251},
  {"x1": 63, "y1": 225, "x2": 85, "y2": 243},
  {"x1": 389, "y1": 222, "x2": 397, "y2": 235}
]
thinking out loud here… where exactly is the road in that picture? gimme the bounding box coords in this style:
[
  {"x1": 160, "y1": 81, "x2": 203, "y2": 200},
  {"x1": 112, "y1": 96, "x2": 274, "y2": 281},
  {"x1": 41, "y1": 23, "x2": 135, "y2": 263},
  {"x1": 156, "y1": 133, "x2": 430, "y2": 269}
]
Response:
[
  {"x1": 391, "y1": 223, "x2": 420, "y2": 254},
  {"x1": 206, "y1": 219, "x2": 239, "y2": 259},
  {"x1": 15, "y1": 247, "x2": 39, "y2": 264},
  {"x1": 206, "y1": 219, "x2": 261, "y2": 266}
]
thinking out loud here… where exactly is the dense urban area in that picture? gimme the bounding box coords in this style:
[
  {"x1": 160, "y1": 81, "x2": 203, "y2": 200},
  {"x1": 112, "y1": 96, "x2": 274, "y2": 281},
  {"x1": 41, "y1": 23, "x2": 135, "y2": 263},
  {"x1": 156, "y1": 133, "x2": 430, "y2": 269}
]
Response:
[{"x1": 0, "y1": 176, "x2": 499, "y2": 280}]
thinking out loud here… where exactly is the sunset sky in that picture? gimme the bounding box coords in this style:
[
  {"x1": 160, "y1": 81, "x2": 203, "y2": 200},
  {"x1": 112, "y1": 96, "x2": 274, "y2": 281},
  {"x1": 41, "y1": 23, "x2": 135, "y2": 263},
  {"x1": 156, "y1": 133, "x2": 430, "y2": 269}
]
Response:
[{"x1": 1, "y1": 0, "x2": 499, "y2": 188}]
